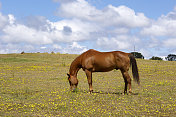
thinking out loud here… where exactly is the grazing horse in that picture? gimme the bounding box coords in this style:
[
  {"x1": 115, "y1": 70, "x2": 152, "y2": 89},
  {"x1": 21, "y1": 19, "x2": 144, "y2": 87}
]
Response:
[{"x1": 67, "y1": 49, "x2": 139, "y2": 94}]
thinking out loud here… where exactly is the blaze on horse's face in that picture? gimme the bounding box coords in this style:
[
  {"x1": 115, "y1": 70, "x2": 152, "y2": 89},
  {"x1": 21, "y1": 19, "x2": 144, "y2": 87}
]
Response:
[{"x1": 67, "y1": 73, "x2": 78, "y2": 91}]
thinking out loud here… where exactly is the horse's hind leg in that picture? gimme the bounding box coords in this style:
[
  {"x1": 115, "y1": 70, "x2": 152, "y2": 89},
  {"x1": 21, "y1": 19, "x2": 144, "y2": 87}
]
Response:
[
  {"x1": 85, "y1": 69, "x2": 93, "y2": 93},
  {"x1": 121, "y1": 70, "x2": 132, "y2": 94}
]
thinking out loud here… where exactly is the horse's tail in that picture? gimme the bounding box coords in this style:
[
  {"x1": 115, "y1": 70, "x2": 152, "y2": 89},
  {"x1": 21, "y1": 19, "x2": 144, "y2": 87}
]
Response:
[{"x1": 129, "y1": 54, "x2": 140, "y2": 85}]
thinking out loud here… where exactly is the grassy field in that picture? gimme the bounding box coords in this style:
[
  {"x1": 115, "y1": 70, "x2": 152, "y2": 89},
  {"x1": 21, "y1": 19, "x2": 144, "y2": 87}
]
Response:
[{"x1": 0, "y1": 53, "x2": 175, "y2": 116}]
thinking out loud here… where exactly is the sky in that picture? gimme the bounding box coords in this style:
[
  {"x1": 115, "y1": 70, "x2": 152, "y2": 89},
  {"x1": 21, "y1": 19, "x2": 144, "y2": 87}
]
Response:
[{"x1": 1, "y1": 0, "x2": 176, "y2": 59}]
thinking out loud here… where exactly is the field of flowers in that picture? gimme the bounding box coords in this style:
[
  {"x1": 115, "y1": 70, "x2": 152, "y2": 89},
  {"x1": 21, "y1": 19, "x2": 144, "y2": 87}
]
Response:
[{"x1": 0, "y1": 53, "x2": 175, "y2": 116}]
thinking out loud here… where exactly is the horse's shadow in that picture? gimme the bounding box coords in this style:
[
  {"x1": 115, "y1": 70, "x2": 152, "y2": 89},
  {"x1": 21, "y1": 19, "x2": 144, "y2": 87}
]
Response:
[
  {"x1": 79, "y1": 90, "x2": 139, "y2": 95},
  {"x1": 92, "y1": 91, "x2": 121, "y2": 95}
]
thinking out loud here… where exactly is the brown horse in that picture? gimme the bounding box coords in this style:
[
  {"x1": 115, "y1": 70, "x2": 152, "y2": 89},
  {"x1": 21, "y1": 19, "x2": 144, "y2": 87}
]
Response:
[{"x1": 67, "y1": 49, "x2": 139, "y2": 94}]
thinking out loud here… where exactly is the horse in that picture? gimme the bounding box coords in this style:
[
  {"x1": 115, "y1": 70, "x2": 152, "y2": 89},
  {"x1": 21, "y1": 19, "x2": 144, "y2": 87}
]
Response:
[{"x1": 67, "y1": 49, "x2": 139, "y2": 94}]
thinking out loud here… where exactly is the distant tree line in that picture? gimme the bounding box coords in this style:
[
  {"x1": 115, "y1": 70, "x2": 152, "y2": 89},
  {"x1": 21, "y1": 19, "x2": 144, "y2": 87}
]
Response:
[
  {"x1": 165, "y1": 54, "x2": 176, "y2": 61},
  {"x1": 131, "y1": 52, "x2": 176, "y2": 61},
  {"x1": 149, "y1": 56, "x2": 163, "y2": 60},
  {"x1": 131, "y1": 52, "x2": 144, "y2": 59}
]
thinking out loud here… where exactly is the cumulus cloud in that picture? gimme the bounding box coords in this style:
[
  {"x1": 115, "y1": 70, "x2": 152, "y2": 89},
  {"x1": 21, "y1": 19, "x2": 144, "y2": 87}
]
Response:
[
  {"x1": 1, "y1": 24, "x2": 52, "y2": 44},
  {"x1": 141, "y1": 9, "x2": 176, "y2": 37},
  {"x1": 8, "y1": 14, "x2": 15, "y2": 25},
  {"x1": 23, "y1": 16, "x2": 52, "y2": 31},
  {"x1": 0, "y1": 15, "x2": 91, "y2": 45},
  {"x1": 103, "y1": 5, "x2": 150, "y2": 28},
  {"x1": 96, "y1": 35, "x2": 134, "y2": 50},
  {"x1": 50, "y1": 18, "x2": 100, "y2": 42},
  {"x1": 141, "y1": 17, "x2": 176, "y2": 37},
  {"x1": 0, "y1": 12, "x2": 92, "y2": 53},
  {"x1": 56, "y1": 0, "x2": 150, "y2": 28},
  {"x1": 0, "y1": 43, "x2": 35, "y2": 54},
  {"x1": 62, "y1": 42, "x2": 88, "y2": 54},
  {"x1": 0, "y1": 13, "x2": 8, "y2": 29},
  {"x1": 140, "y1": 8, "x2": 176, "y2": 54},
  {"x1": 63, "y1": 26, "x2": 72, "y2": 35},
  {"x1": 139, "y1": 48, "x2": 152, "y2": 59},
  {"x1": 163, "y1": 38, "x2": 176, "y2": 47}
]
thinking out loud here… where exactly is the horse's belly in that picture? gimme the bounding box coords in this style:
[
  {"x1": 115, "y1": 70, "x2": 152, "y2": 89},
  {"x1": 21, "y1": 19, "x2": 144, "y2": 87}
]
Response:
[{"x1": 92, "y1": 64, "x2": 116, "y2": 72}]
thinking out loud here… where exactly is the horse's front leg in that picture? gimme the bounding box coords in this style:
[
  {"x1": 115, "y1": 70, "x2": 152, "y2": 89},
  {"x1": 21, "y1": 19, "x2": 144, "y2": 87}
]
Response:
[{"x1": 85, "y1": 69, "x2": 93, "y2": 93}]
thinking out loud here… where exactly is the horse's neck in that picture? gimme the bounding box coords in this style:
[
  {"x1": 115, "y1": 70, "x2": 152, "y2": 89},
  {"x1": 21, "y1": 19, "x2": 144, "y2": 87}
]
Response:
[{"x1": 69, "y1": 58, "x2": 81, "y2": 76}]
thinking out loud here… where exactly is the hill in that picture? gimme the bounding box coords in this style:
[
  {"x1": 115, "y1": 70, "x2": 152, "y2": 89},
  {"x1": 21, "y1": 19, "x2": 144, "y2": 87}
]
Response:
[{"x1": 0, "y1": 53, "x2": 175, "y2": 116}]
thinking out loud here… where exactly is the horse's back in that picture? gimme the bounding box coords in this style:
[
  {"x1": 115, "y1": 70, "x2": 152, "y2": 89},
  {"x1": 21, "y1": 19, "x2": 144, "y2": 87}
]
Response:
[
  {"x1": 81, "y1": 49, "x2": 100, "y2": 57},
  {"x1": 113, "y1": 51, "x2": 130, "y2": 62},
  {"x1": 81, "y1": 49, "x2": 130, "y2": 72}
]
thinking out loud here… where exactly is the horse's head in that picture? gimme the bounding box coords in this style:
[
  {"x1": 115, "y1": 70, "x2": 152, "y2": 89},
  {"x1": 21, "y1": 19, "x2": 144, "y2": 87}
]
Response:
[{"x1": 67, "y1": 73, "x2": 78, "y2": 91}]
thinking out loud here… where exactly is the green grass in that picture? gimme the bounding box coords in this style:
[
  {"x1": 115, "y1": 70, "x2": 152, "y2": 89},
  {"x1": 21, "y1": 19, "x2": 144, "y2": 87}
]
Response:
[{"x1": 0, "y1": 53, "x2": 175, "y2": 116}]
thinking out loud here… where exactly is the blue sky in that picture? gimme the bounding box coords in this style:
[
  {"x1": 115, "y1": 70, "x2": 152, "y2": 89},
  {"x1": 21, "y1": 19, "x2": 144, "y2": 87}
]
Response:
[
  {"x1": 1, "y1": 0, "x2": 176, "y2": 59},
  {"x1": 1, "y1": 0, "x2": 175, "y2": 20}
]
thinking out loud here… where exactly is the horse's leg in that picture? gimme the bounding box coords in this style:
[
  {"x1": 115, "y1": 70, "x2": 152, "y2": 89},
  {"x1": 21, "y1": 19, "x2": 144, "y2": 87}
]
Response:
[
  {"x1": 121, "y1": 70, "x2": 132, "y2": 94},
  {"x1": 85, "y1": 69, "x2": 93, "y2": 93}
]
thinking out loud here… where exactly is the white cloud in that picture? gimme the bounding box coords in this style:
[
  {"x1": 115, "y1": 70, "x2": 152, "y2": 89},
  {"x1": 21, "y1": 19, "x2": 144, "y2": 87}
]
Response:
[
  {"x1": 1, "y1": 15, "x2": 91, "y2": 45},
  {"x1": 104, "y1": 5, "x2": 150, "y2": 27},
  {"x1": 8, "y1": 14, "x2": 15, "y2": 25},
  {"x1": 141, "y1": 19, "x2": 176, "y2": 37},
  {"x1": 0, "y1": 13, "x2": 8, "y2": 29},
  {"x1": 96, "y1": 35, "x2": 134, "y2": 50},
  {"x1": 1, "y1": 24, "x2": 52, "y2": 45},
  {"x1": 53, "y1": 44, "x2": 62, "y2": 49},
  {"x1": 163, "y1": 38, "x2": 176, "y2": 47},
  {"x1": 0, "y1": 12, "x2": 95, "y2": 53},
  {"x1": 0, "y1": 43, "x2": 25, "y2": 54},
  {"x1": 49, "y1": 18, "x2": 101, "y2": 43},
  {"x1": 139, "y1": 48, "x2": 151, "y2": 59},
  {"x1": 62, "y1": 42, "x2": 88, "y2": 54},
  {"x1": 57, "y1": 0, "x2": 99, "y2": 20},
  {"x1": 3, "y1": 44, "x2": 38, "y2": 54},
  {"x1": 24, "y1": 16, "x2": 52, "y2": 31},
  {"x1": 40, "y1": 46, "x2": 47, "y2": 49},
  {"x1": 56, "y1": 0, "x2": 150, "y2": 28},
  {"x1": 141, "y1": 10, "x2": 176, "y2": 37},
  {"x1": 140, "y1": 8, "x2": 176, "y2": 56}
]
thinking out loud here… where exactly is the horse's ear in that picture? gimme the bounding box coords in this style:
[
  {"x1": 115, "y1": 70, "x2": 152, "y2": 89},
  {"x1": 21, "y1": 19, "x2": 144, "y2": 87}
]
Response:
[{"x1": 67, "y1": 73, "x2": 70, "y2": 78}]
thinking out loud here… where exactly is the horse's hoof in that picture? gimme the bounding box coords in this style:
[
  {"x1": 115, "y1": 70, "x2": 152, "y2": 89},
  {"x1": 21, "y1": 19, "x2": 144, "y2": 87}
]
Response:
[
  {"x1": 89, "y1": 90, "x2": 93, "y2": 94},
  {"x1": 128, "y1": 91, "x2": 132, "y2": 95},
  {"x1": 121, "y1": 93, "x2": 125, "y2": 95},
  {"x1": 72, "y1": 88, "x2": 78, "y2": 92}
]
